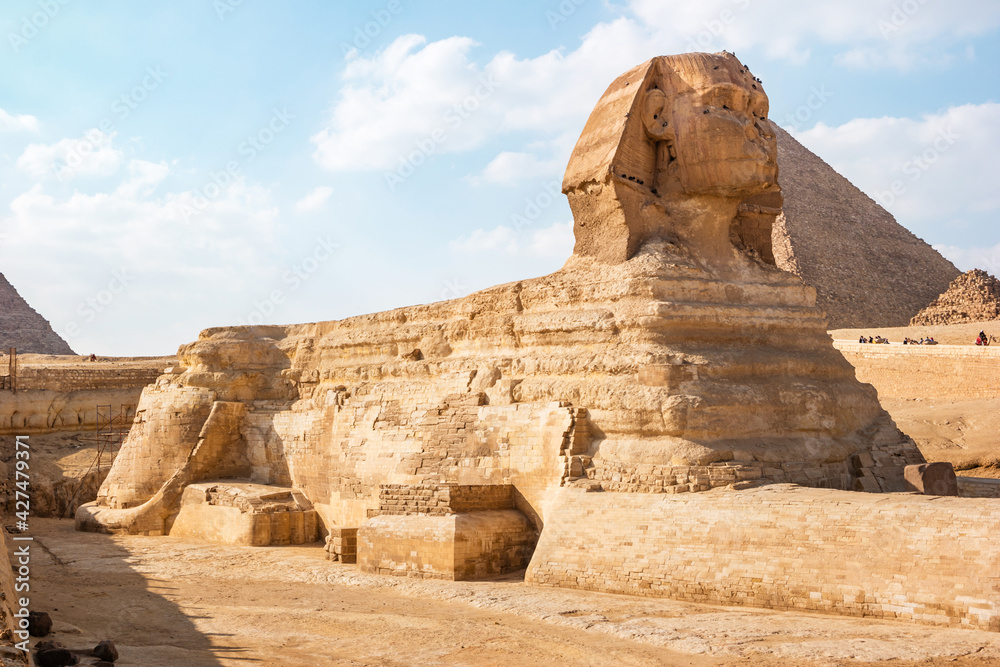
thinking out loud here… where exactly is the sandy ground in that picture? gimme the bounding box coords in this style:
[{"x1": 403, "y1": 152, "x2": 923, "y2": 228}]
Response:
[
  {"x1": 828, "y1": 321, "x2": 1000, "y2": 475},
  {"x1": 16, "y1": 519, "x2": 1000, "y2": 667},
  {"x1": 830, "y1": 320, "x2": 999, "y2": 345},
  {"x1": 881, "y1": 397, "x2": 1000, "y2": 475}
]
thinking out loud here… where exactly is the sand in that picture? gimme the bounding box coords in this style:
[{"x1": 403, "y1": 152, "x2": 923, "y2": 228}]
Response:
[{"x1": 17, "y1": 518, "x2": 1000, "y2": 667}]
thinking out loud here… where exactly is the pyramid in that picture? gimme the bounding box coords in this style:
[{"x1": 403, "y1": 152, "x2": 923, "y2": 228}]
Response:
[
  {"x1": 910, "y1": 269, "x2": 1000, "y2": 326},
  {"x1": 772, "y1": 126, "x2": 960, "y2": 329},
  {"x1": 0, "y1": 272, "x2": 75, "y2": 355}
]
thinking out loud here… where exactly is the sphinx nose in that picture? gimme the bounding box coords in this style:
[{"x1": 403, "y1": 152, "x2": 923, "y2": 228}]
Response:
[{"x1": 750, "y1": 117, "x2": 773, "y2": 140}]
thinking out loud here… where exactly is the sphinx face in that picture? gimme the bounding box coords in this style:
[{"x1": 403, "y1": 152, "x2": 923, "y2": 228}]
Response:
[{"x1": 667, "y1": 62, "x2": 778, "y2": 197}]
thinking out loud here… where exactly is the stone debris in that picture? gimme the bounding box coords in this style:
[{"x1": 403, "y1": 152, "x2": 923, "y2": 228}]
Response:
[
  {"x1": 92, "y1": 640, "x2": 118, "y2": 663},
  {"x1": 34, "y1": 643, "x2": 77, "y2": 667},
  {"x1": 910, "y1": 268, "x2": 1000, "y2": 326},
  {"x1": 27, "y1": 610, "x2": 52, "y2": 637}
]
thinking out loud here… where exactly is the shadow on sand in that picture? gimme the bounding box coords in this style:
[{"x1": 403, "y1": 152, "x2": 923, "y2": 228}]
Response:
[{"x1": 25, "y1": 518, "x2": 255, "y2": 667}]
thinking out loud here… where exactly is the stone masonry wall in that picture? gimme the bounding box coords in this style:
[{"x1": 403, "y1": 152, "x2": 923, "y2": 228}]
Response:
[
  {"x1": 833, "y1": 342, "x2": 1000, "y2": 400},
  {"x1": 958, "y1": 477, "x2": 1000, "y2": 499},
  {"x1": 376, "y1": 484, "x2": 515, "y2": 516},
  {"x1": 0, "y1": 362, "x2": 167, "y2": 434},
  {"x1": 15, "y1": 366, "x2": 162, "y2": 392},
  {"x1": 527, "y1": 485, "x2": 1000, "y2": 631}
]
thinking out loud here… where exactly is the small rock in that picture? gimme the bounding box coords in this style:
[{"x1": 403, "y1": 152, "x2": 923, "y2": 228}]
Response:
[
  {"x1": 28, "y1": 610, "x2": 53, "y2": 637},
  {"x1": 93, "y1": 640, "x2": 119, "y2": 662},
  {"x1": 34, "y1": 640, "x2": 64, "y2": 653},
  {"x1": 35, "y1": 647, "x2": 78, "y2": 667}
]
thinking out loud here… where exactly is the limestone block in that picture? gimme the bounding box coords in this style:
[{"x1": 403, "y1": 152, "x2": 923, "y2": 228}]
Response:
[
  {"x1": 358, "y1": 510, "x2": 537, "y2": 580},
  {"x1": 526, "y1": 486, "x2": 1000, "y2": 631},
  {"x1": 904, "y1": 463, "x2": 958, "y2": 496},
  {"x1": 166, "y1": 482, "x2": 318, "y2": 546}
]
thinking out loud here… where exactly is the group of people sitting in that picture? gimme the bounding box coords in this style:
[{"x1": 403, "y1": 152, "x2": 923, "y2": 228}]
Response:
[
  {"x1": 902, "y1": 336, "x2": 938, "y2": 345},
  {"x1": 857, "y1": 331, "x2": 993, "y2": 346},
  {"x1": 862, "y1": 335, "x2": 939, "y2": 345}
]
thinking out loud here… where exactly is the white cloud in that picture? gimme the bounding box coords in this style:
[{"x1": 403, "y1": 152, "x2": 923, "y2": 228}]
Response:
[
  {"x1": 312, "y1": 2, "x2": 1000, "y2": 183},
  {"x1": 1, "y1": 162, "x2": 282, "y2": 354},
  {"x1": 311, "y1": 35, "x2": 495, "y2": 171},
  {"x1": 629, "y1": 0, "x2": 1000, "y2": 70},
  {"x1": 469, "y1": 152, "x2": 564, "y2": 186},
  {"x1": 16, "y1": 129, "x2": 123, "y2": 180},
  {"x1": 0, "y1": 108, "x2": 39, "y2": 133},
  {"x1": 934, "y1": 243, "x2": 1000, "y2": 276},
  {"x1": 311, "y1": 22, "x2": 658, "y2": 175},
  {"x1": 295, "y1": 186, "x2": 334, "y2": 212},
  {"x1": 449, "y1": 221, "x2": 573, "y2": 258},
  {"x1": 790, "y1": 102, "x2": 1000, "y2": 246}
]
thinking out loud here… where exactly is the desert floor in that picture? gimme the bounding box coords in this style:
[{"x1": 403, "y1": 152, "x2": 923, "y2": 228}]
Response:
[{"x1": 19, "y1": 518, "x2": 1000, "y2": 667}]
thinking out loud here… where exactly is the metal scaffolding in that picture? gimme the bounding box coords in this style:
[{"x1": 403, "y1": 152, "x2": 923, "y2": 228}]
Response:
[
  {"x1": 61, "y1": 403, "x2": 135, "y2": 518},
  {"x1": 94, "y1": 404, "x2": 135, "y2": 474}
]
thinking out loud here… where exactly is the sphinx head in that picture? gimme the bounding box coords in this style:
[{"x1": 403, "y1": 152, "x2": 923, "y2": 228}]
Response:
[
  {"x1": 563, "y1": 52, "x2": 782, "y2": 263},
  {"x1": 644, "y1": 52, "x2": 777, "y2": 196}
]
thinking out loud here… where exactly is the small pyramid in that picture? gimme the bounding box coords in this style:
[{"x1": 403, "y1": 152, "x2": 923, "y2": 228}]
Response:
[
  {"x1": 0, "y1": 272, "x2": 75, "y2": 355},
  {"x1": 772, "y1": 125, "x2": 961, "y2": 329},
  {"x1": 910, "y1": 269, "x2": 1000, "y2": 326}
]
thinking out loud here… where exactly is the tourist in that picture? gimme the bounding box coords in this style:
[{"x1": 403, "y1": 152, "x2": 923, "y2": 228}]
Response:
[{"x1": 859, "y1": 335, "x2": 866, "y2": 344}]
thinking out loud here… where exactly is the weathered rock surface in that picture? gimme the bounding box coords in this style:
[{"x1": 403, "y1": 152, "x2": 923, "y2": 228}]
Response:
[
  {"x1": 910, "y1": 268, "x2": 1000, "y2": 326},
  {"x1": 80, "y1": 51, "x2": 922, "y2": 532},
  {"x1": 0, "y1": 273, "x2": 74, "y2": 355},
  {"x1": 772, "y1": 126, "x2": 960, "y2": 328}
]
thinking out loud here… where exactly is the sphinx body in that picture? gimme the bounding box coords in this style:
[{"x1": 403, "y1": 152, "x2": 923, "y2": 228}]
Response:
[{"x1": 81, "y1": 53, "x2": 921, "y2": 543}]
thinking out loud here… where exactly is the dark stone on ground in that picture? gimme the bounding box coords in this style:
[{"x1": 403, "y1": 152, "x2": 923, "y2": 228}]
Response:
[
  {"x1": 35, "y1": 646, "x2": 78, "y2": 667},
  {"x1": 34, "y1": 640, "x2": 64, "y2": 652},
  {"x1": 904, "y1": 462, "x2": 959, "y2": 496},
  {"x1": 28, "y1": 610, "x2": 53, "y2": 636},
  {"x1": 93, "y1": 640, "x2": 119, "y2": 662}
]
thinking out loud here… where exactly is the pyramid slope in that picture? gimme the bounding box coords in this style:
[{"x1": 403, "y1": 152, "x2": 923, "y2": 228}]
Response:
[
  {"x1": 772, "y1": 125, "x2": 960, "y2": 329},
  {"x1": 910, "y1": 269, "x2": 1000, "y2": 326},
  {"x1": 0, "y1": 273, "x2": 75, "y2": 355}
]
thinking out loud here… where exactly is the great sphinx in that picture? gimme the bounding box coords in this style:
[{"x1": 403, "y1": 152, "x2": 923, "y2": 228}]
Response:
[{"x1": 76, "y1": 53, "x2": 1000, "y2": 628}]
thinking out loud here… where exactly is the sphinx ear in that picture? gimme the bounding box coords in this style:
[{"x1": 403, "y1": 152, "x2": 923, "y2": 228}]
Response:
[{"x1": 641, "y1": 88, "x2": 673, "y2": 141}]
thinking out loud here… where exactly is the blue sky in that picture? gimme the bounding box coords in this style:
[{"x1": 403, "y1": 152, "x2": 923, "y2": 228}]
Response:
[{"x1": 1, "y1": 0, "x2": 998, "y2": 355}]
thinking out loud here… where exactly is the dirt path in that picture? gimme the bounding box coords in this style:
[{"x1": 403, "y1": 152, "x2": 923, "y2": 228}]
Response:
[{"x1": 17, "y1": 519, "x2": 1000, "y2": 667}]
